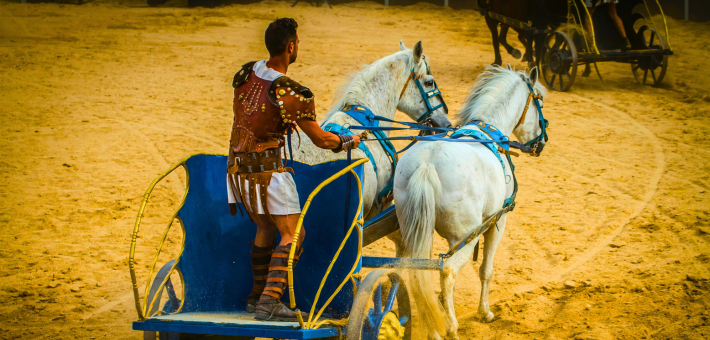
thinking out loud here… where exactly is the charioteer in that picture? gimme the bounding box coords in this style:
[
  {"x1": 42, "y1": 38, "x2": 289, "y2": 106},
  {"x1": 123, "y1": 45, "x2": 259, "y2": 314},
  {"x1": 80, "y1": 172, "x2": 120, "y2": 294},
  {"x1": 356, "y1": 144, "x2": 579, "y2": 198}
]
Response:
[{"x1": 226, "y1": 18, "x2": 360, "y2": 321}]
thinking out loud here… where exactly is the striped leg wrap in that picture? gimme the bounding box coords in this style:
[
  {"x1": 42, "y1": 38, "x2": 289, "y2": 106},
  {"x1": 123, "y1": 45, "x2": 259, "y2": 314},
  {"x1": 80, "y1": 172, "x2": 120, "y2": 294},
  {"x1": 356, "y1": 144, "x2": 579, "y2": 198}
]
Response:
[
  {"x1": 260, "y1": 244, "x2": 301, "y2": 301},
  {"x1": 247, "y1": 243, "x2": 274, "y2": 306}
]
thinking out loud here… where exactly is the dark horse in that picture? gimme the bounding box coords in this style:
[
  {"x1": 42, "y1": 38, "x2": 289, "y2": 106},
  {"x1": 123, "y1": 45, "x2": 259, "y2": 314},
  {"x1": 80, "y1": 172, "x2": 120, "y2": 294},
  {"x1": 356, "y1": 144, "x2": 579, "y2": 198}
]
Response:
[{"x1": 479, "y1": 0, "x2": 565, "y2": 67}]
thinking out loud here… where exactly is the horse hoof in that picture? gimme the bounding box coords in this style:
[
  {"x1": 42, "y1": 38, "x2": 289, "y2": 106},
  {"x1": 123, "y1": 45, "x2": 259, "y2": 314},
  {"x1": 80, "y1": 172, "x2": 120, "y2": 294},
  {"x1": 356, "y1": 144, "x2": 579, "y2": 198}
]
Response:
[
  {"x1": 511, "y1": 49, "x2": 522, "y2": 59},
  {"x1": 582, "y1": 68, "x2": 591, "y2": 77},
  {"x1": 481, "y1": 311, "x2": 494, "y2": 322}
]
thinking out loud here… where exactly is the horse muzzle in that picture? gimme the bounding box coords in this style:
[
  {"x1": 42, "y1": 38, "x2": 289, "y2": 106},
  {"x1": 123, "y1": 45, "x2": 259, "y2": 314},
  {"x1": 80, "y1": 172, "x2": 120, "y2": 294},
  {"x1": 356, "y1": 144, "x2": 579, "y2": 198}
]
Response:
[{"x1": 531, "y1": 141, "x2": 545, "y2": 157}]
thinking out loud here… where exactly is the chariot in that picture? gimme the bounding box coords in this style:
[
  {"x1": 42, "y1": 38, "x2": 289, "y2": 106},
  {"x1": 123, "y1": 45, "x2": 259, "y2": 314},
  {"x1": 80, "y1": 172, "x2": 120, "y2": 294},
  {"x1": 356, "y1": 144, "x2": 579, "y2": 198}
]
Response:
[
  {"x1": 539, "y1": 0, "x2": 673, "y2": 91},
  {"x1": 478, "y1": 0, "x2": 673, "y2": 91},
  {"x1": 129, "y1": 154, "x2": 438, "y2": 340}
]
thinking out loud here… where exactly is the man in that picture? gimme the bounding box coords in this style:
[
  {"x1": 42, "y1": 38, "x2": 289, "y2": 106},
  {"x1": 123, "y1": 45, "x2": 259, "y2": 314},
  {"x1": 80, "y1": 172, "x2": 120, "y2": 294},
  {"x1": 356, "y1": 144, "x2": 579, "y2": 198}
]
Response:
[
  {"x1": 583, "y1": 0, "x2": 631, "y2": 49},
  {"x1": 227, "y1": 18, "x2": 360, "y2": 322}
]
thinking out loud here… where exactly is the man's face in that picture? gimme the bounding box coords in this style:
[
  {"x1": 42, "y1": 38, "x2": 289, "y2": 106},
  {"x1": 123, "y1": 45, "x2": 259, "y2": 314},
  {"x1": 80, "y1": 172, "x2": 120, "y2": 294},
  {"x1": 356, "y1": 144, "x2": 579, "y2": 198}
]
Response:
[{"x1": 289, "y1": 33, "x2": 299, "y2": 64}]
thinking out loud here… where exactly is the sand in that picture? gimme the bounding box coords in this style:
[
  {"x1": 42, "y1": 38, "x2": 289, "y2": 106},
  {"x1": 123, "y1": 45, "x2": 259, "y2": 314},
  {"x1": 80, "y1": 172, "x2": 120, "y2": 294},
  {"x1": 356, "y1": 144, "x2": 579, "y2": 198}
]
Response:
[{"x1": 1, "y1": 0, "x2": 709, "y2": 339}]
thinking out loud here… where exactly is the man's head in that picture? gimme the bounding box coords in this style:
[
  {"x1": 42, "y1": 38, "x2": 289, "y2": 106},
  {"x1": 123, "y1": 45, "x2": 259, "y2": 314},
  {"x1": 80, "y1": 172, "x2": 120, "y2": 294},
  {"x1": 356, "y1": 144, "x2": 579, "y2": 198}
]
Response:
[{"x1": 265, "y1": 18, "x2": 299, "y2": 64}]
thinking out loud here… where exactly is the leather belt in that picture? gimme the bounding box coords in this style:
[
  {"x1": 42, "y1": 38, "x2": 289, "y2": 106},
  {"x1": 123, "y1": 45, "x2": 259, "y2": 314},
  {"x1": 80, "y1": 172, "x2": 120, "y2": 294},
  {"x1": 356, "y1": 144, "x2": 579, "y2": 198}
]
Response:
[{"x1": 234, "y1": 148, "x2": 283, "y2": 173}]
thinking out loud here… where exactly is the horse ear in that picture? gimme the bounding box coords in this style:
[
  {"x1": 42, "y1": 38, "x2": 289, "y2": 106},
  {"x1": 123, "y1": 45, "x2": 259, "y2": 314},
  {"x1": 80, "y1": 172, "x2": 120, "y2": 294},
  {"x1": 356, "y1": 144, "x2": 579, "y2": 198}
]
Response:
[
  {"x1": 413, "y1": 41, "x2": 423, "y2": 63},
  {"x1": 507, "y1": 63, "x2": 512, "y2": 71},
  {"x1": 399, "y1": 40, "x2": 407, "y2": 51},
  {"x1": 529, "y1": 66, "x2": 539, "y2": 86}
]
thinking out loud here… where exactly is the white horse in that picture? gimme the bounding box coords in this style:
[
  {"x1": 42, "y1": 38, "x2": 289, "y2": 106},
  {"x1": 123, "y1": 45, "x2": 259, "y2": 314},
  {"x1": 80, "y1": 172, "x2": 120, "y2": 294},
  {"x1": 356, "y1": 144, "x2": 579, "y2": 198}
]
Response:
[
  {"x1": 292, "y1": 40, "x2": 450, "y2": 219},
  {"x1": 393, "y1": 66, "x2": 547, "y2": 339}
]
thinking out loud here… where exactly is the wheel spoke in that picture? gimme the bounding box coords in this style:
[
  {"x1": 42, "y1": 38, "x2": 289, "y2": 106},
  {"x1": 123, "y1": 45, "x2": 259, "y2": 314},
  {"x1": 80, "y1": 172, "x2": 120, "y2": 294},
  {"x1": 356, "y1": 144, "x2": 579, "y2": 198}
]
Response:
[
  {"x1": 643, "y1": 68, "x2": 649, "y2": 84},
  {"x1": 552, "y1": 35, "x2": 562, "y2": 50},
  {"x1": 384, "y1": 281, "x2": 399, "y2": 312},
  {"x1": 365, "y1": 315, "x2": 376, "y2": 330},
  {"x1": 650, "y1": 67, "x2": 657, "y2": 83},
  {"x1": 374, "y1": 283, "x2": 382, "y2": 315},
  {"x1": 559, "y1": 74, "x2": 565, "y2": 91}
]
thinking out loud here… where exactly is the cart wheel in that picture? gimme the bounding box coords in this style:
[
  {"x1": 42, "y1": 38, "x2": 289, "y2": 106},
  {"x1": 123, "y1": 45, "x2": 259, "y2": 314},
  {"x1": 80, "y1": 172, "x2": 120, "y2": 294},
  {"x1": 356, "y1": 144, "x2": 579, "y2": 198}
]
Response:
[
  {"x1": 540, "y1": 31, "x2": 577, "y2": 92},
  {"x1": 346, "y1": 269, "x2": 411, "y2": 340},
  {"x1": 630, "y1": 25, "x2": 668, "y2": 87}
]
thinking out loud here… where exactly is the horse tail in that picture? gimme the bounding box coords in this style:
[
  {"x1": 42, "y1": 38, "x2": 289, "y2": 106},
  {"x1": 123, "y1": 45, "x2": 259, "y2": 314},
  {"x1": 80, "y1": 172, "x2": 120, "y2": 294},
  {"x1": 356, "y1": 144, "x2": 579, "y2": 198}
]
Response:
[{"x1": 398, "y1": 162, "x2": 447, "y2": 335}]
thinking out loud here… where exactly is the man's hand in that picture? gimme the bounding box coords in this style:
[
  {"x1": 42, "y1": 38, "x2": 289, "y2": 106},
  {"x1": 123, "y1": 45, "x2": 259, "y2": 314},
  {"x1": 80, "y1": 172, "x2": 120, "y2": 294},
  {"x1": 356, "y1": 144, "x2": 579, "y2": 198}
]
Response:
[{"x1": 351, "y1": 134, "x2": 361, "y2": 149}]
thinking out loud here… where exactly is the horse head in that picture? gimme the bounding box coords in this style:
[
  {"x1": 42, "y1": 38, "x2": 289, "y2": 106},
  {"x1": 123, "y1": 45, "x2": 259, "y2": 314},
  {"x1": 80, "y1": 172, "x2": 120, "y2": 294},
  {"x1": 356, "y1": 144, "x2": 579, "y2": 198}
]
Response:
[
  {"x1": 512, "y1": 66, "x2": 548, "y2": 156},
  {"x1": 397, "y1": 40, "x2": 452, "y2": 129}
]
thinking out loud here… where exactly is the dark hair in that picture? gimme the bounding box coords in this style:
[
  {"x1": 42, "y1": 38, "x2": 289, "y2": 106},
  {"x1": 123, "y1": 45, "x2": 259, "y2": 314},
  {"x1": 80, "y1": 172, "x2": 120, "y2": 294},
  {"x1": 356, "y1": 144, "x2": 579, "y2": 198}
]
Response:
[{"x1": 265, "y1": 18, "x2": 298, "y2": 56}]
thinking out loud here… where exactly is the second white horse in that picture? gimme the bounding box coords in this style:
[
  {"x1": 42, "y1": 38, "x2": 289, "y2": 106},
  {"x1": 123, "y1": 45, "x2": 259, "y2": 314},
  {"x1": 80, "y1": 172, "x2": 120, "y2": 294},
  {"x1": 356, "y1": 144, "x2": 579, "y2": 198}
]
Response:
[{"x1": 394, "y1": 65, "x2": 548, "y2": 339}]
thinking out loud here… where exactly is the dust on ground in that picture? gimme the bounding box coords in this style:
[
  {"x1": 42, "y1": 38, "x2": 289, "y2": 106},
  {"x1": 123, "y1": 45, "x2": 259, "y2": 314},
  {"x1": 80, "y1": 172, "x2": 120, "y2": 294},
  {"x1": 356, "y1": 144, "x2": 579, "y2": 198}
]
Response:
[{"x1": 1, "y1": 0, "x2": 709, "y2": 339}]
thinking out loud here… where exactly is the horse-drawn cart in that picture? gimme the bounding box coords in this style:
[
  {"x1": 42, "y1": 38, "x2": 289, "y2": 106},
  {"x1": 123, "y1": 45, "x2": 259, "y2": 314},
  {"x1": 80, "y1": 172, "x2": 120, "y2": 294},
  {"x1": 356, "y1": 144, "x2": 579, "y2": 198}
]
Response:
[
  {"x1": 477, "y1": 0, "x2": 673, "y2": 91},
  {"x1": 129, "y1": 154, "x2": 439, "y2": 340},
  {"x1": 539, "y1": 0, "x2": 673, "y2": 91}
]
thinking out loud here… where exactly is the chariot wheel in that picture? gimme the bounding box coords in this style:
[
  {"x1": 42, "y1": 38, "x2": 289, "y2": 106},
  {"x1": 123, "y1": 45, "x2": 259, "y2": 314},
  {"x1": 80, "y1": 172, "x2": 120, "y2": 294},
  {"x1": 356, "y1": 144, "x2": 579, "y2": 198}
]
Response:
[
  {"x1": 630, "y1": 24, "x2": 668, "y2": 87},
  {"x1": 539, "y1": 31, "x2": 577, "y2": 92},
  {"x1": 346, "y1": 269, "x2": 412, "y2": 340}
]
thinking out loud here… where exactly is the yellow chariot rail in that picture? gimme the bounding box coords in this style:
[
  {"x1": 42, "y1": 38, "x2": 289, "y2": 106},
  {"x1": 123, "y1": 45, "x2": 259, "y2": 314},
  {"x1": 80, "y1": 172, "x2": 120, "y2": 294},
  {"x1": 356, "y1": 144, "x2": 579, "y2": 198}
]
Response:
[
  {"x1": 129, "y1": 153, "x2": 223, "y2": 321},
  {"x1": 288, "y1": 158, "x2": 369, "y2": 330},
  {"x1": 130, "y1": 153, "x2": 368, "y2": 331}
]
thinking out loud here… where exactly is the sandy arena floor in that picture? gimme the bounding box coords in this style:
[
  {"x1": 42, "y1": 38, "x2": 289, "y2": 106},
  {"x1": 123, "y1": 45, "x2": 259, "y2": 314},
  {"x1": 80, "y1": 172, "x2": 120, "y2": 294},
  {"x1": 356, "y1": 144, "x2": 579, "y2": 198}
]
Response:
[{"x1": 1, "y1": 0, "x2": 709, "y2": 339}]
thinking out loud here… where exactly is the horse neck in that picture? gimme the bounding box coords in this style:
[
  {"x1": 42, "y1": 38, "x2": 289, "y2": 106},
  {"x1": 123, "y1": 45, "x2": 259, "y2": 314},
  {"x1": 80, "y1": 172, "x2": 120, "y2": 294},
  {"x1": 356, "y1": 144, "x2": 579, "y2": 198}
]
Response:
[
  {"x1": 324, "y1": 67, "x2": 402, "y2": 134},
  {"x1": 472, "y1": 83, "x2": 529, "y2": 137}
]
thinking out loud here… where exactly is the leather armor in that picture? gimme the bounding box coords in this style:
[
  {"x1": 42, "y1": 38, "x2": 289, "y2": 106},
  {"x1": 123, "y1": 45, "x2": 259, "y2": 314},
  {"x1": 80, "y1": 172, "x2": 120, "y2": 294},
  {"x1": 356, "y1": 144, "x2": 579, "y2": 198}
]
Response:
[{"x1": 227, "y1": 61, "x2": 317, "y2": 221}]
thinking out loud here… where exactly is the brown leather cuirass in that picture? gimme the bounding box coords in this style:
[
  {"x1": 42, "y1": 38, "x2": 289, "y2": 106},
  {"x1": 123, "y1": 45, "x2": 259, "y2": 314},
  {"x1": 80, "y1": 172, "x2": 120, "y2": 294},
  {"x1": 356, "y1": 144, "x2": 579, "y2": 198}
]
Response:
[{"x1": 227, "y1": 61, "x2": 318, "y2": 220}]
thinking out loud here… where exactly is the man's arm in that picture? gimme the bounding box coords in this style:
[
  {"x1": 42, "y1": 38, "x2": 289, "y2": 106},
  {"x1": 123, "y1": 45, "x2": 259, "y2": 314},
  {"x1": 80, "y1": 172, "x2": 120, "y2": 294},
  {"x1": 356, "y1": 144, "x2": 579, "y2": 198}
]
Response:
[{"x1": 296, "y1": 119, "x2": 360, "y2": 150}]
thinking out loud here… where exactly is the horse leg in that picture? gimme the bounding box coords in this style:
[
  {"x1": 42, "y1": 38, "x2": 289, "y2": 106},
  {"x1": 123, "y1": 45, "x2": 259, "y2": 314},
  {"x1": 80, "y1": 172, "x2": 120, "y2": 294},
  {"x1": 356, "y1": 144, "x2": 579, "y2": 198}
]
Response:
[
  {"x1": 477, "y1": 215, "x2": 508, "y2": 322},
  {"x1": 533, "y1": 32, "x2": 545, "y2": 68},
  {"x1": 499, "y1": 25, "x2": 521, "y2": 60},
  {"x1": 439, "y1": 237, "x2": 478, "y2": 340},
  {"x1": 485, "y1": 16, "x2": 502, "y2": 66},
  {"x1": 582, "y1": 63, "x2": 592, "y2": 77},
  {"x1": 386, "y1": 229, "x2": 404, "y2": 257},
  {"x1": 520, "y1": 30, "x2": 534, "y2": 65}
]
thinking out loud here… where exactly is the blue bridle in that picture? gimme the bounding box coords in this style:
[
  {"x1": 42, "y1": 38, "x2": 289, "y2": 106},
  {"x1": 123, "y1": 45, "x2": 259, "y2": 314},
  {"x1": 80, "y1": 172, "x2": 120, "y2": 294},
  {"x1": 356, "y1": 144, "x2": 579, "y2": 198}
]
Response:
[
  {"x1": 405, "y1": 60, "x2": 448, "y2": 124},
  {"x1": 520, "y1": 80, "x2": 548, "y2": 156}
]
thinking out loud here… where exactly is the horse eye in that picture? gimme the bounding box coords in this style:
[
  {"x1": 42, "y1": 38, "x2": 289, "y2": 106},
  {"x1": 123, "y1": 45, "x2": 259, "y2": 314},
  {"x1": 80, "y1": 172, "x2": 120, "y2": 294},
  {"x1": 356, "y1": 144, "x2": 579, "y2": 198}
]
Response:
[{"x1": 424, "y1": 80, "x2": 434, "y2": 87}]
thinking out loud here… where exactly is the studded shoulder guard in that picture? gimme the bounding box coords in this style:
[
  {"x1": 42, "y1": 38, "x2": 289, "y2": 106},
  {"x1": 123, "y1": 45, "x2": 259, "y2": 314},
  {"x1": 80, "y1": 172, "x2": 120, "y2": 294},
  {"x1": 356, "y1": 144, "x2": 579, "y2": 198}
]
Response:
[
  {"x1": 232, "y1": 61, "x2": 257, "y2": 88},
  {"x1": 268, "y1": 76, "x2": 317, "y2": 124}
]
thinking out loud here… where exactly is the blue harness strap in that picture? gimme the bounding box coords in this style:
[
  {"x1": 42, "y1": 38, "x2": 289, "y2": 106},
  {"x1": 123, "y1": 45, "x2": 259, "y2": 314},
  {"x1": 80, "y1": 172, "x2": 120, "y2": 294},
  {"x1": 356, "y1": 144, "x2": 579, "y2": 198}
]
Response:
[
  {"x1": 450, "y1": 120, "x2": 508, "y2": 170},
  {"x1": 449, "y1": 120, "x2": 517, "y2": 212},
  {"x1": 322, "y1": 105, "x2": 399, "y2": 205}
]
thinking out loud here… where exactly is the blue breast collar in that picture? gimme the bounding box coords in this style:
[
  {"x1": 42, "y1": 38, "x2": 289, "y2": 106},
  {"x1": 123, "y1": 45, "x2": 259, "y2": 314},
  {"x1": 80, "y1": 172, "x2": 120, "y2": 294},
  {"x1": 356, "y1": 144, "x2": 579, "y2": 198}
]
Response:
[
  {"x1": 322, "y1": 105, "x2": 399, "y2": 205},
  {"x1": 450, "y1": 120, "x2": 509, "y2": 170}
]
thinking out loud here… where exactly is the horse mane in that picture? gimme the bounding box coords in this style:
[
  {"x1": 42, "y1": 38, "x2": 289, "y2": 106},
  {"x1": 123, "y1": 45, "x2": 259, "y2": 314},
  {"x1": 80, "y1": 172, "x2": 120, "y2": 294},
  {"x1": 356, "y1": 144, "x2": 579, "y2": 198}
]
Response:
[
  {"x1": 324, "y1": 50, "x2": 428, "y2": 119},
  {"x1": 455, "y1": 65, "x2": 547, "y2": 127}
]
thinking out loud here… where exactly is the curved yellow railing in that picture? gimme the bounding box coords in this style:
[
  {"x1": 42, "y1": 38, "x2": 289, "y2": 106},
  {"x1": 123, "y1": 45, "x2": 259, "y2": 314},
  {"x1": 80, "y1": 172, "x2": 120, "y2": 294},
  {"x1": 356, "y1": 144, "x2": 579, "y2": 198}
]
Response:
[
  {"x1": 570, "y1": 0, "x2": 600, "y2": 54},
  {"x1": 129, "y1": 153, "x2": 223, "y2": 320},
  {"x1": 131, "y1": 153, "x2": 367, "y2": 330},
  {"x1": 649, "y1": 0, "x2": 672, "y2": 50},
  {"x1": 288, "y1": 158, "x2": 369, "y2": 330}
]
